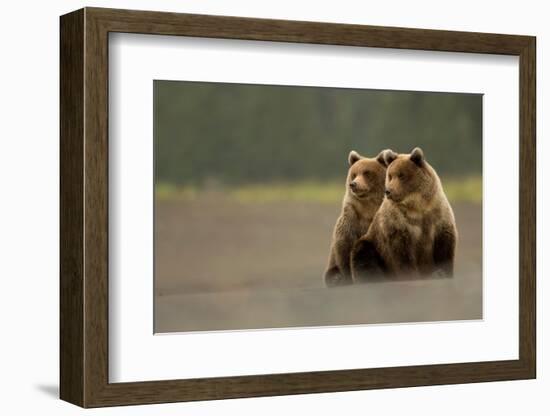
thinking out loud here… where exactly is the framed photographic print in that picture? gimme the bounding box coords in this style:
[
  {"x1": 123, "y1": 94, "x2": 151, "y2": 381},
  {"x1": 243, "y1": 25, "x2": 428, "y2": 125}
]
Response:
[{"x1": 60, "y1": 7, "x2": 536, "y2": 408}]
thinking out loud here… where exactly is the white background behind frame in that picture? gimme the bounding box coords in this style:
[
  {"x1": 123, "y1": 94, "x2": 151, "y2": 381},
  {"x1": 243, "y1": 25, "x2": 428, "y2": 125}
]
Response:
[{"x1": 108, "y1": 33, "x2": 519, "y2": 383}]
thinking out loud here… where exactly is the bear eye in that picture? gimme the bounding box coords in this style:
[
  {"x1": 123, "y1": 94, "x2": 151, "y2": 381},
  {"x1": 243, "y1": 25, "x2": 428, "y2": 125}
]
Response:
[
  {"x1": 388, "y1": 174, "x2": 393, "y2": 181},
  {"x1": 398, "y1": 173, "x2": 405, "y2": 179},
  {"x1": 351, "y1": 173, "x2": 357, "y2": 180},
  {"x1": 363, "y1": 170, "x2": 370, "y2": 177}
]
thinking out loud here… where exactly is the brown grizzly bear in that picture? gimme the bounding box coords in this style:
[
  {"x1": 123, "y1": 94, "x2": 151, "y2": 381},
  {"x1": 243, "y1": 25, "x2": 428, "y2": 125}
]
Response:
[
  {"x1": 324, "y1": 150, "x2": 388, "y2": 287},
  {"x1": 351, "y1": 147, "x2": 458, "y2": 281}
]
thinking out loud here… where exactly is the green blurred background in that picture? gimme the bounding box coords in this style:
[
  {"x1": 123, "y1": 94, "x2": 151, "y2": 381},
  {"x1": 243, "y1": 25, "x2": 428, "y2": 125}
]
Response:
[{"x1": 154, "y1": 80, "x2": 482, "y2": 203}]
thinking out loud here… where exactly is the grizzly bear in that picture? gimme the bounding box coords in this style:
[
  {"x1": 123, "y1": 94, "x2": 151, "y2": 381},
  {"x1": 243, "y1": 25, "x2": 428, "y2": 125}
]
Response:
[
  {"x1": 351, "y1": 147, "x2": 458, "y2": 281},
  {"x1": 324, "y1": 150, "x2": 388, "y2": 287}
]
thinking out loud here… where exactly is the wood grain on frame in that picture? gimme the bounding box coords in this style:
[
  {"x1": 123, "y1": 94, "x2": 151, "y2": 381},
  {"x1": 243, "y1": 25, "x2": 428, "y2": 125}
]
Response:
[
  {"x1": 60, "y1": 7, "x2": 536, "y2": 408},
  {"x1": 60, "y1": 8, "x2": 85, "y2": 406}
]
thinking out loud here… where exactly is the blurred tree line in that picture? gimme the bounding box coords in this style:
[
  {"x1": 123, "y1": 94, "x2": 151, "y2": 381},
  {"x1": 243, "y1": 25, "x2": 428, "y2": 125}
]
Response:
[{"x1": 155, "y1": 80, "x2": 482, "y2": 186}]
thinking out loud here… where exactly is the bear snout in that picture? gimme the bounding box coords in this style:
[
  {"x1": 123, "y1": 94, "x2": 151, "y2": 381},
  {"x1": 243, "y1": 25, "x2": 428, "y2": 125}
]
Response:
[{"x1": 349, "y1": 181, "x2": 358, "y2": 191}]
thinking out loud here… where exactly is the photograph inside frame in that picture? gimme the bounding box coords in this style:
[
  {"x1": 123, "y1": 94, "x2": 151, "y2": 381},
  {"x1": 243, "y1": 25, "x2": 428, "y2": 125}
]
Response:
[{"x1": 153, "y1": 80, "x2": 483, "y2": 333}]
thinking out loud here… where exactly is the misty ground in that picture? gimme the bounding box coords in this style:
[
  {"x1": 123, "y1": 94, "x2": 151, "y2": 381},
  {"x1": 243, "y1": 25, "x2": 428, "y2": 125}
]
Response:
[{"x1": 154, "y1": 196, "x2": 482, "y2": 333}]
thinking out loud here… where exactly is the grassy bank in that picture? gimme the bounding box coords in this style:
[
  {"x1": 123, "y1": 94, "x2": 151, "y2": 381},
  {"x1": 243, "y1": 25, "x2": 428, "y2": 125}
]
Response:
[{"x1": 156, "y1": 176, "x2": 482, "y2": 204}]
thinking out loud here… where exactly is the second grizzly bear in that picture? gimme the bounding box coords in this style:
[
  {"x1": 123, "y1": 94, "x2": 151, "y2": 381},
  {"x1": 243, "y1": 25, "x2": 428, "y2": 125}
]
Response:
[
  {"x1": 324, "y1": 150, "x2": 387, "y2": 287},
  {"x1": 351, "y1": 147, "x2": 458, "y2": 281}
]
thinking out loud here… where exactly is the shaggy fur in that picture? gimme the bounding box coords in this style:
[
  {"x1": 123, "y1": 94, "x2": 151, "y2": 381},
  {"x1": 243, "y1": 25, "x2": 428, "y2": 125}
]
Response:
[
  {"x1": 324, "y1": 150, "x2": 388, "y2": 287},
  {"x1": 351, "y1": 147, "x2": 458, "y2": 281}
]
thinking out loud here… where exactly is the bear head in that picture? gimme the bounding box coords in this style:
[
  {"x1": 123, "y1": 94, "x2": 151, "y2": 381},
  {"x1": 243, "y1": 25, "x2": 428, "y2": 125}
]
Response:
[
  {"x1": 346, "y1": 150, "x2": 388, "y2": 200},
  {"x1": 383, "y1": 147, "x2": 439, "y2": 204}
]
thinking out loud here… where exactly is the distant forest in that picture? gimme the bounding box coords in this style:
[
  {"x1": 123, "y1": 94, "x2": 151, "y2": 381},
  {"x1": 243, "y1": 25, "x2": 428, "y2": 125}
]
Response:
[{"x1": 154, "y1": 81, "x2": 482, "y2": 186}]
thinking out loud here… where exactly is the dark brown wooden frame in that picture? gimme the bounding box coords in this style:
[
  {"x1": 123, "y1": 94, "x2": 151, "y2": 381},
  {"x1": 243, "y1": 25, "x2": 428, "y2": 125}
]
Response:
[{"x1": 60, "y1": 7, "x2": 536, "y2": 408}]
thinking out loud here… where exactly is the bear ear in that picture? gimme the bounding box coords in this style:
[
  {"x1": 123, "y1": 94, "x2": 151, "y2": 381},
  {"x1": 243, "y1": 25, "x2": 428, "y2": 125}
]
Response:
[
  {"x1": 383, "y1": 149, "x2": 398, "y2": 166},
  {"x1": 410, "y1": 147, "x2": 425, "y2": 166},
  {"x1": 348, "y1": 150, "x2": 362, "y2": 166},
  {"x1": 375, "y1": 149, "x2": 393, "y2": 167}
]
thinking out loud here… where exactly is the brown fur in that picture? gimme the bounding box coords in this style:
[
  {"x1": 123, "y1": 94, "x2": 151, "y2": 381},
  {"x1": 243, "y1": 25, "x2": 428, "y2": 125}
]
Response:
[
  {"x1": 351, "y1": 147, "x2": 458, "y2": 281},
  {"x1": 324, "y1": 150, "x2": 388, "y2": 287}
]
